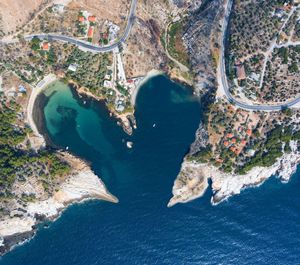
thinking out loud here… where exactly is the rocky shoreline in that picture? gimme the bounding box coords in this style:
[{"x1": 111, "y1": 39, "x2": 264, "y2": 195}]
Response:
[
  {"x1": 168, "y1": 0, "x2": 300, "y2": 208},
  {"x1": 69, "y1": 80, "x2": 137, "y2": 135},
  {"x1": 168, "y1": 141, "x2": 300, "y2": 207},
  {"x1": 0, "y1": 152, "x2": 118, "y2": 256},
  {"x1": 0, "y1": 74, "x2": 119, "y2": 256}
]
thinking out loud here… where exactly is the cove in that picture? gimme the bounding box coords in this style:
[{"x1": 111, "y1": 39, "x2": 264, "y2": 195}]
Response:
[{"x1": 2, "y1": 75, "x2": 300, "y2": 264}]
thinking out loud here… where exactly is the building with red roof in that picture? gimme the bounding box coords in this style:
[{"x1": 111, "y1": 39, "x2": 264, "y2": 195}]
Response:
[
  {"x1": 224, "y1": 141, "x2": 230, "y2": 147},
  {"x1": 227, "y1": 133, "x2": 234, "y2": 139},
  {"x1": 87, "y1": 27, "x2": 94, "y2": 38},
  {"x1": 230, "y1": 147, "x2": 240, "y2": 155},
  {"x1": 241, "y1": 139, "x2": 247, "y2": 146},
  {"x1": 216, "y1": 158, "x2": 224, "y2": 163},
  {"x1": 88, "y1": 16, "x2": 96, "y2": 22},
  {"x1": 42, "y1": 42, "x2": 49, "y2": 51},
  {"x1": 246, "y1": 129, "x2": 252, "y2": 137},
  {"x1": 78, "y1": 16, "x2": 85, "y2": 22}
]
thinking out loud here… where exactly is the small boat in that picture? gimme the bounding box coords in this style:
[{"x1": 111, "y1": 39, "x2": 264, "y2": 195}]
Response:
[
  {"x1": 153, "y1": 123, "x2": 156, "y2": 128},
  {"x1": 66, "y1": 146, "x2": 69, "y2": 150},
  {"x1": 126, "y1": 141, "x2": 133, "y2": 149}
]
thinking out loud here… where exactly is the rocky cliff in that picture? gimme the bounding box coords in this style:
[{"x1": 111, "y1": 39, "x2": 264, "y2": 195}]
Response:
[{"x1": 168, "y1": 0, "x2": 300, "y2": 207}]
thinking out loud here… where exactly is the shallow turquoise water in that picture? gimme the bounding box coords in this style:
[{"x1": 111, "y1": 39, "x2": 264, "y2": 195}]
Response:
[{"x1": 2, "y1": 76, "x2": 300, "y2": 264}]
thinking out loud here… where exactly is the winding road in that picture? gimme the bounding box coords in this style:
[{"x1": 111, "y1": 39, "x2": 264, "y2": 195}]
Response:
[
  {"x1": 1, "y1": 0, "x2": 137, "y2": 53},
  {"x1": 2, "y1": 0, "x2": 300, "y2": 111},
  {"x1": 219, "y1": 0, "x2": 300, "y2": 111}
]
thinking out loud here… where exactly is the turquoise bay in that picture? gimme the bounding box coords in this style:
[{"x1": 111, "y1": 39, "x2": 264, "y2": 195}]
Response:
[{"x1": 1, "y1": 75, "x2": 300, "y2": 264}]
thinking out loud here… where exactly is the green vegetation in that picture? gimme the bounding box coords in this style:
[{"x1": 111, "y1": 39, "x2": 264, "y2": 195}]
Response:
[
  {"x1": 0, "y1": 100, "x2": 70, "y2": 195},
  {"x1": 30, "y1": 37, "x2": 41, "y2": 51},
  {"x1": 21, "y1": 193, "x2": 36, "y2": 203},
  {"x1": 65, "y1": 47, "x2": 111, "y2": 96},
  {"x1": 264, "y1": 44, "x2": 300, "y2": 101},
  {"x1": 47, "y1": 48, "x2": 57, "y2": 65},
  {"x1": 238, "y1": 126, "x2": 293, "y2": 174},
  {"x1": 116, "y1": 83, "x2": 129, "y2": 97},
  {"x1": 0, "y1": 102, "x2": 26, "y2": 146},
  {"x1": 167, "y1": 21, "x2": 190, "y2": 67},
  {"x1": 288, "y1": 62, "x2": 298, "y2": 73},
  {"x1": 100, "y1": 38, "x2": 109, "y2": 46},
  {"x1": 229, "y1": 0, "x2": 286, "y2": 59},
  {"x1": 188, "y1": 146, "x2": 213, "y2": 163},
  {"x1": 160, "y1": 30, "x2": 166, "y2": 49},
  {"x1": 278, "y1": 47, "x2": 288, "y2": 64},
  {"x1": 77, "y1": 24, "x2": 87, "y2": 36},
  {"x1": 2, "y1": 38, "x2": 61, "y2": 85}
]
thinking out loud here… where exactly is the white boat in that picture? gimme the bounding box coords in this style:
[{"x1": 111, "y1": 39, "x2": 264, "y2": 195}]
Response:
[{"x1": 126, "y1": 141, "x2": 133, "y2": 149}]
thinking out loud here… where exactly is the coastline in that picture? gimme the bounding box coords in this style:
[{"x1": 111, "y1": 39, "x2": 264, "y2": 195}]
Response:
[
  {"x1": 32, "y1": 91, "x2": 59, "y2": 147},
  {"x1": 69, "y1": 80, "x2": 136, "y2": 135},
  {"x1": 69, "y1": 69, "x2": 163, "y2": 135},
  {"x1": 168, "y1": 141, "x2": 300, "y2": 207},
  {"x1": 0, "y1": 75, "x2": 120, "y2": 256},
  {"x1": 130, "y1": 69, "x2": 163, "y2": 106},
  {"x1": 27, "y1": 74, "x2": 57, "y2": 150},
  {"x1": 68, "y1": 69, "x2": 186, "y2": 135},
  {"x1": 0, "y1": 152, "x2": 118, "y2": 255}
]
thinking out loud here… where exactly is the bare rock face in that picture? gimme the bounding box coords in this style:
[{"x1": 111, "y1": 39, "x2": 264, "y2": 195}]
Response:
[
  {"x1": 169, "y1": 145, "x2": 300, "y2": 207},
  {"x1": 0, "y1": 153, "x2": 118, "y2": 255},
  {"x1": 189, "y1": 123, "x2": 209, "y2": 155},
  {"x1": 183, "y1": 0, "x2": 223, "y2": 96},
  {"x1": 171, "y1": 0, "x2": 203, "y2": 11},
  {"x1": 168, "y1": 161, "x2": 209, "y2": 207},
  {"x1": 182, "y1": 0, "x2": 223, "y2": 156}
]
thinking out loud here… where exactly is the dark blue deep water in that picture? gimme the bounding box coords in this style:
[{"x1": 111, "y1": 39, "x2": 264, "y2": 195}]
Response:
[{"x1": 2, "y1": 75, "x2": 300, "y2": 264}]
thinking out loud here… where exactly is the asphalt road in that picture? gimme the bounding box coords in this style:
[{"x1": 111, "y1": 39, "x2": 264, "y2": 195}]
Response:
[
  {"x1": 2, "y1": 0, "x2": 300, "y2": 111},
  {"x1": 219, "y1": 0, "x2": 300, "y2": 111},
  {"x1": 15, "y1": 0, "x2": 137, "y2": 53}
]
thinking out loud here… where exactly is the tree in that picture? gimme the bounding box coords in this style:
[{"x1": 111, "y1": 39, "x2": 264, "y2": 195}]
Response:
[{"x1": 30, "y1": 37, "x2": 41, "y2": 51}]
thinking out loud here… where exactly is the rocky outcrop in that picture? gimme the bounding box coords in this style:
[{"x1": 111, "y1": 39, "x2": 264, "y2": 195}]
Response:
[
  {"x1": 168, "y1": 0, "x2": 224, "y2": 207},
  {"x1": 168, "y1": 161, "x2": 209, "y2": 207},
  {"x1": 0, "y1": 153, "x2": 118, "y2": 255},
  {"x1": 168, "y1": 141, "x2": 300, "y2": 207},
  {"x1": 189, "y1": 123, "x2": 209, "y2": 155}
]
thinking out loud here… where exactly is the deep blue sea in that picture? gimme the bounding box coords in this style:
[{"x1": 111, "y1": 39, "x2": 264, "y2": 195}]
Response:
[{"x1": 1, "y1": 75, "x2": 300, "y2": 264}]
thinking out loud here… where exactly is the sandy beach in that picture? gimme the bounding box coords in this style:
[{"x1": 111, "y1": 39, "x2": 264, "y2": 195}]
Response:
[
  {"x1": 26, "y1": 74, "x2": 57, "y2": 149},
  {"x1": 130, "y1": 69, "x2": 163, "y2": 106},
  {"x1": 0, "y1": 74, "x2": 120, "y2": 255}
]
